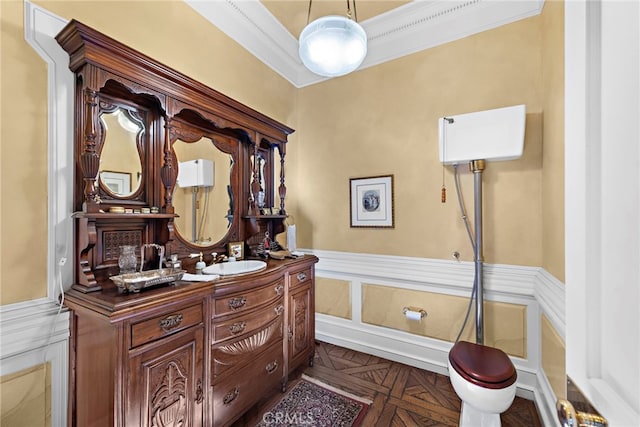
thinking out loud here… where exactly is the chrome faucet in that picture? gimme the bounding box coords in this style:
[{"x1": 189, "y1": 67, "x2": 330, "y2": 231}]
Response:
[{"x1": 140, "y1": 244, "x2": 165, "y2": 272}]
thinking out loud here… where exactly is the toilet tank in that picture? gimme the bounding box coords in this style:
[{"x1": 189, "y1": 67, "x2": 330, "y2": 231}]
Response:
[{"x1": 438, "y1": 104, "x2": 526, "y2": 164}]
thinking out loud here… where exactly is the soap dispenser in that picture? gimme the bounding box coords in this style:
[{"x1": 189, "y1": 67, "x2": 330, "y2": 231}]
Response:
[{"x1": 190, "y1": 252, "x2": 206, "y2": 274}]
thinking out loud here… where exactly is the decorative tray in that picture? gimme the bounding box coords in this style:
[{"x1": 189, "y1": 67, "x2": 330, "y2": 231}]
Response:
[{"x1": 110, "y1": 268, "x2": 185, "y2": 293}]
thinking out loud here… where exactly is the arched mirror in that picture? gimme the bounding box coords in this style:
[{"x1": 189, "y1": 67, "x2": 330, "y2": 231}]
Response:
[
  {"x1": 173, "y1": 136, "x2": 234, "y2": 247},
  {"x1": 273, "y1": 143, "x2": 284, "y2": 214},
  {"x1": 99, "y1": 107, "x2": 143, "y2": 196},
  {"x1": 254, "y1": 150, "x2": 267, "y2": 211}
]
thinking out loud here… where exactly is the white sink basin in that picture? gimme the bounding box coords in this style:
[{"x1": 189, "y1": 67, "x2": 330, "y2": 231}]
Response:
[{"x1": 202, "y1": 260, "x2": 266, "y2": 276}]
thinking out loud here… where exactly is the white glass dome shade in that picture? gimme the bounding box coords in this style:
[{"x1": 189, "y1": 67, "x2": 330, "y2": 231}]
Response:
[{"x1": 299, "y1": 15, "x2": 367, "y2": 77}]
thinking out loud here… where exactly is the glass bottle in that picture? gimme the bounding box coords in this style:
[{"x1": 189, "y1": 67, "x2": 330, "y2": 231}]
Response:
[{"x1": 118, "y1": 245, "x2": 137, "y2": 274}]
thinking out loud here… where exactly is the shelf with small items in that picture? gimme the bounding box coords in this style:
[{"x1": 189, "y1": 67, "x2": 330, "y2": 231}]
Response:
[
  {"x1": 242, "y1": 214, "x2": 287, "y2": 220},
  {"x1": 72, "y1": 212, "x2": 178, "y2": 220}
]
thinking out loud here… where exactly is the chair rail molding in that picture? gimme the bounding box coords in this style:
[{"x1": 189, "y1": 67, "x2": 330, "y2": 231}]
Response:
[{"x1": 306, "y1": 248, "x2": 564, "y2": 427}]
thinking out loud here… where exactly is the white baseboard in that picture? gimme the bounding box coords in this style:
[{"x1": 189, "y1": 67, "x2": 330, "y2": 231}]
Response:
[
  {"x1": 316, "y1": 313, "x2": 537, "y2": 401},
  {"x1": 536, "y1": 368, "x2": 563, "y2": 427}
]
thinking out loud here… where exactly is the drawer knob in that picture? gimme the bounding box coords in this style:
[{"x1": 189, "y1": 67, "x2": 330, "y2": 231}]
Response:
[
  {"x1": 228, "y1": 297, "x2": 247, "y2": 310},
  {"x1": 275, "y1": 284, "x2": 284, "y2": 296},
  {"x1": 274, "y1": 305, "x2": 284, "y2": 316},
  {"x1": 265, "y1": 360, "x2": 278, "y2": 374},
  {"x1": 159, "y1": 314, "x2": 183, "y2": 332},
  {"x1": 223, "y1": 387, "x2": 240, "y2": 405},
  {"x1": 296, "y1": 272, "x2": 307, "y2": 282},
  {"x1": 229, "y1": 322, "x2": 246, "y2": 335}
]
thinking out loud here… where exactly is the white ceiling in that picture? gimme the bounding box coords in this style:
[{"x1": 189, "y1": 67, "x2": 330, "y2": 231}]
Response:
[{"x1": 185, "y1": 0, "x2": 545, "y2": 88}]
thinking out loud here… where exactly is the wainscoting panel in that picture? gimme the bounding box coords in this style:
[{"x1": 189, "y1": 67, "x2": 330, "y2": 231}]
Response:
[
  {"x1": 0, "y1": 298, "x2": 69, "y2": 427},
  {"x1": 309, "y1": 249, "x2": 563, "y2": 427}
]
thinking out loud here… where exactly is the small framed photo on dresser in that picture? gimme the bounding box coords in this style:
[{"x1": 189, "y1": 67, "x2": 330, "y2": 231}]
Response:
[{"x1": 227, "y1": 241, "x2": 244, "y2": 260}]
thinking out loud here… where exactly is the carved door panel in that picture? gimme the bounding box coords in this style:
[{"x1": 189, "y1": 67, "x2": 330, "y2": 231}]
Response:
[
  {"x1": 288, "y1": 284, "x2": 313, "y2": 370},
  {"x1": 127, "y1": 327, "x2": 204, "y2": 427}
]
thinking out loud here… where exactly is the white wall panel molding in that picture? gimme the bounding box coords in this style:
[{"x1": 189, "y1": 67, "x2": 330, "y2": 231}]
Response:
[
  {"x1": 23, "y1": 0, "x2": 74, "y2": 301},
  {"x1": 535, "y1": 268, "x2": 565, "y2": 339},
  {"x1": 0, "y1": 298, "x2": 69, "y2": 427},
  {"x1": 307, "y1": 249, "x2": 563, "y2": 418}
]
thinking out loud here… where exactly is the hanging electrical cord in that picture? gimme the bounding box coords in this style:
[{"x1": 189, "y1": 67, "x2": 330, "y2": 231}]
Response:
[{"x1": 452, "y1": 163, "x2": 479, "y2": 343}]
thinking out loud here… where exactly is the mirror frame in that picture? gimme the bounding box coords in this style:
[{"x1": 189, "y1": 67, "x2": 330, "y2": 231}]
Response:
[
  {"x1": 166, "y1": 113, "x2": 244, "y2": 256},
  {"x1": 97, "y1": 101, "x2": 145, "y2": 201}
]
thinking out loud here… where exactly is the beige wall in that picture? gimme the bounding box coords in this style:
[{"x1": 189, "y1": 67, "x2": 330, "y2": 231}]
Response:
[
  {"x1": 1, "y1": 0, "x2": 565, "y2": 307},
  {"x1": 294, "y1": 15, "x2": 544, "y2": 266},
  {"x1": 315, "y1": 277, "x2": 352, "y2": 319},
  {"x1": 542, "y1": 315, "x2": 566, "y2": 398},
  {"x1": 2, "y1": 0, "x2": 566, "y2": 415},
  {"x1": 1, "y1": 0, "x2": 49, "y2": 304},
  {"x1": 540, "y1": 0, "x2": 566, "y2": 399},
  {"x1": 541, "y1": 0, "x2": 565, "y2": 282},
  {"x1": 0, "y1": 363, "x2": 51, "y2": 427},
  {"x1": 362, "y1": 284, "x2": 527, "y2": 358},
  {"x1": 0, "y1": 0, "x2": 296, "y2": 305}
]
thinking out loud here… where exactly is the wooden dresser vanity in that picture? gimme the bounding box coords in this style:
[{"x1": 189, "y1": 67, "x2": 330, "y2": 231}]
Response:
[
  {"x1": 56, "y1": 20, "x2": 317, "y2": 426},
  {"x1": 65, "y1": 256, "x2": 315, "y2": 426}
]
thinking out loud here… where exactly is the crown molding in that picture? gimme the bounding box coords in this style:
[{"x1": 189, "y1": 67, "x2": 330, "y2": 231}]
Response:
[{"x1": 185, "y1": 0, "x2": 544, "y2": 88}]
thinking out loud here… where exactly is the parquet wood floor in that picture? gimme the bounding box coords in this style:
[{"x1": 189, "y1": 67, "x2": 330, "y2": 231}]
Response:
[{"x1": 233, "y1": 341, "x2": 543, "y2": 427}]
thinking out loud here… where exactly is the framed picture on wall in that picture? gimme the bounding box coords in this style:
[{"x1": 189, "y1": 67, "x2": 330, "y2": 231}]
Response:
[
  {"x1": 350, "y1": 175, "x2": 394, "y2": 228},
  {"x1": 100, "y1": 171, "x2": 131, "y2": 194}
]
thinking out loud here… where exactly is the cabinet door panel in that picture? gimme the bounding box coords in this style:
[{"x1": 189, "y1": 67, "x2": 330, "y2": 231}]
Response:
[
  {"x1": 288, "y1": 285, "x2": 313, "y2": 369},
  {"x1": 128, "y1": 327, "x2": 204, "y2": 427}
]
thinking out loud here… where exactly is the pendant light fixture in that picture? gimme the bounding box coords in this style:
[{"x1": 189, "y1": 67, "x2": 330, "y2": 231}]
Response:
[{"x1": 299, "y1": 0, "x2": 367, "y2": 77}]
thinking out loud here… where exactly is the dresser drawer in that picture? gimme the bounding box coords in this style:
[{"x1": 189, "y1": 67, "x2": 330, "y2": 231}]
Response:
[
  {"x1": 212, "y1": 342, "x2": 283, "y2": 426},
  {"x1": 213, "y1": 279, "x2": 284, "y2": 317},
  {"x1": 211, "y1": 315, "x2": 283, "y2": 379},
  {"x1": 130, "y1": 303, "x2": 203, "y2": 348},
  {"x1": 289, "y1": 267, "x2": 312, "y2": 290},
  {"x1": 212, "y1": 299, "x2": 284, "y2": 344}
]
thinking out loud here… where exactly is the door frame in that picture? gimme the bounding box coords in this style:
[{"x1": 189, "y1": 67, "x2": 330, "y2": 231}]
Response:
[{"x1": 565, "y1": 1, "x2": 639, "y2": 424}]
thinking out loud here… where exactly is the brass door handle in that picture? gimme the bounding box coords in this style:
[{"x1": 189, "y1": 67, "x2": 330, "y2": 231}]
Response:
[
  {"x1": 229, "y1": 321, "x2": 246, "y2": 335},
  {"x1": 265, "y1": 360, "x2": 278, "y2": 374},
  {"x1": 228, "y1": 296, "x2": 246, "y2": 310},
  {"x1": 159, "y1": 314, "x2": 183, "y2": 332},
  {"x1": 223, "y1": 387, "x2": 240, "y2": 405},
  {"x1": 557, "y1": 399, "x2": 608, "y2": 427}
]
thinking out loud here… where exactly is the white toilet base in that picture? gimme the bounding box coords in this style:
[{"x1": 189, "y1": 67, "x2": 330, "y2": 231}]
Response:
[
  {"x1": 447, "y1": 358, "x2": 516, "y2": 427},
  {"x1": 459, "y1": 401, "x2": 502, "y2": 427}
]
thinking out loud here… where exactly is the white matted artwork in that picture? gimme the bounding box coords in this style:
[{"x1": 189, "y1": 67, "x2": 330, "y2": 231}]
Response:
[
  {"x1": 100, "y1": 171, "x2": 131, "y2": 195},
  {"x1": 350, "y1": 175, "x2": 394, "y2": 228}
]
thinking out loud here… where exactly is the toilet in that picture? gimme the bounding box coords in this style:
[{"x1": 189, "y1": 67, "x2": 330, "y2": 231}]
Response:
[{"x1": 448, "y1": 341, "x2": 517, "y2": 427}]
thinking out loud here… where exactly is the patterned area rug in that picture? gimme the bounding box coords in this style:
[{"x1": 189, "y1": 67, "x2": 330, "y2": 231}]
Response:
[{"x1": 256, "y1": 375, "x2": 371, "y2": 426}]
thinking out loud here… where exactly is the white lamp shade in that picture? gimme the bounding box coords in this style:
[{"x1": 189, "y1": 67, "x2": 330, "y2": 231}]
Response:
[{"x1": 299, "y1": 15, "x2": 367, "y2": 77}]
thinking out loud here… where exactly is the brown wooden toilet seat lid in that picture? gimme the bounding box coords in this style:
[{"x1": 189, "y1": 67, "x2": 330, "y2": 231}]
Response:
[{"x1": 449, "y1": 341, "x2": 517, "y2": 389}]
